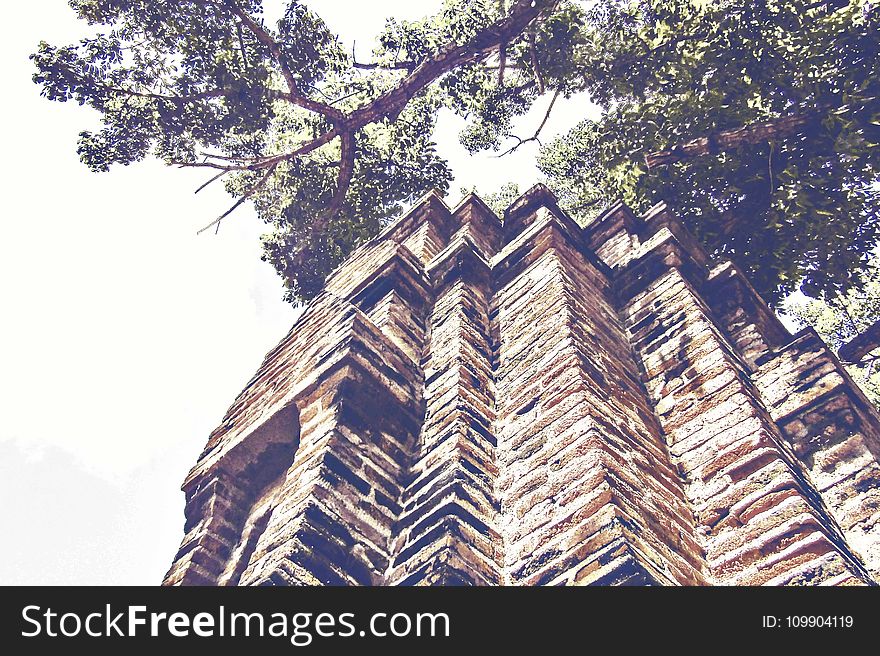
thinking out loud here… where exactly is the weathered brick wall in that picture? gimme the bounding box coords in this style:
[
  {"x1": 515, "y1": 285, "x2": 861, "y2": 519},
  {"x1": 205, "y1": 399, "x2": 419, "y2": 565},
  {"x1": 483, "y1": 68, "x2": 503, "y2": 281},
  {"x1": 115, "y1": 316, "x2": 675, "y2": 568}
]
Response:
[
  {"x1": 387, "y1": 198, "x2": 504, "y2": 585},
  {"x1": 165, "y1": 185, "x2": 880, "y2": 586},
  {"x1": 492, "y1": 193, "x2": 704, "y2": 585},
  {"x1": 753, "y1": 331, "x2": 880, "y2": 578}
]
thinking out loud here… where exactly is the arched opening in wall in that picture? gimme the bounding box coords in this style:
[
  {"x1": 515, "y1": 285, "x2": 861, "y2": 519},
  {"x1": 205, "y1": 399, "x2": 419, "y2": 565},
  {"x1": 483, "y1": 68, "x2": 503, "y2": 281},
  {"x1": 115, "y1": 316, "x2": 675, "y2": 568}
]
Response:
[{"x1": 215, "y1": 402, "x2": 300, "y2": 586}]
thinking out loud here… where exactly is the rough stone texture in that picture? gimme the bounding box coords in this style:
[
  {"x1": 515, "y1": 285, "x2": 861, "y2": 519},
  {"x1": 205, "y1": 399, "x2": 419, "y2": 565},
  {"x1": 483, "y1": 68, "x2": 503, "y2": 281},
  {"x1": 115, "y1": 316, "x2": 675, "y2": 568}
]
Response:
[{"x1": 165, "y1": 185, "x2": 880, "y2": 586}]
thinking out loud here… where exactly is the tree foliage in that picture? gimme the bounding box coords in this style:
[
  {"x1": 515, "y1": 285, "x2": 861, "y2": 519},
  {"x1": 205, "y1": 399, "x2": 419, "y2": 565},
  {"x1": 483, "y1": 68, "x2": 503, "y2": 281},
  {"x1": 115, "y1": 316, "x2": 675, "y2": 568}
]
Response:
[
  {"x1": 538, "y1": 0, "x2": 880, "y2": 304},
  {"x1": 32, "y1": 1, "x2": 880, "y2": 305},
  {"x1": 33, "y1": 0, "x2": 557, "y2": 301},
  {"x1": 459, "y1": 181, "x2": 521, "y2": 216}
]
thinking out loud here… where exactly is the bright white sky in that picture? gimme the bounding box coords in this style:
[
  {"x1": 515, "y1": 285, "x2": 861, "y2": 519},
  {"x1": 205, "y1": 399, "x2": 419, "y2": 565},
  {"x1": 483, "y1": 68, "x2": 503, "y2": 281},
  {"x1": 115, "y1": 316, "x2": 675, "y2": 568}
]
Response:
[{"x1": 0, "y1": 1, "x2": 599, "y2": 584}]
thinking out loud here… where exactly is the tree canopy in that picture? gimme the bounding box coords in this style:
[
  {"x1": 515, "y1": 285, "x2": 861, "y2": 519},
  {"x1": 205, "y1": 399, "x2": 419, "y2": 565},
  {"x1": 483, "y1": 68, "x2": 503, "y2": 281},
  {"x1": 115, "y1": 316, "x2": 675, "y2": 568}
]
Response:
[
  {"x1": 33, "y1": 0, "x2": 880, "y2": 305},
  {"x1": 538, "y1": 0, "x2": 880, "y2": 304}
]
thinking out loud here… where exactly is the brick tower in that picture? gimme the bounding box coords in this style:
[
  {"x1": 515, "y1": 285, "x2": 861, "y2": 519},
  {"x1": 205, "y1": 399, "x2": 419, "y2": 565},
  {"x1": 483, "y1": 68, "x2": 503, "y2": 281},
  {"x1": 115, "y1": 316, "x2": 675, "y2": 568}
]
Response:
[{"x1": 164, "y1": 185, "x2": 880, "y2": 586}]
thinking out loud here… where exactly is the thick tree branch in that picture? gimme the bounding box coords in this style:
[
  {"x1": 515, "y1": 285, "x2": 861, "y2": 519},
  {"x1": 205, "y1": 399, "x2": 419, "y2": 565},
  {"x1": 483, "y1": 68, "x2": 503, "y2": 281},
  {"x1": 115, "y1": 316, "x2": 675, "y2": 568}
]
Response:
[
  {"x1": 181, "y1": 0, "x2": 550, "y2": 175},
  {"x1": 314, "y1": 132, "x2": 356, "y2": 235},
  {"x1": 498, "y1": 0, "x2": 508, "y2": 87},
  {"x1": 266, "y1": 0, "x2": 551, "y2": 261},
  {"x1": 839, "y1": 318, "x2": 880, "y2": 364},
  {"x1": 644, "y1": 109, "x2": 826, "y2": 169},
  {"x1": 236, "y1": 23, "x2": 250, "y2": 70},
  {"x1": 179, "y1": 0, "x2": 552, "y2": 230},
  {"x1": 348, "y1": 0, "x2": 553, "y2": 125},
  {"x1": 286, "y1": 132, "x2": 355, "y2": 271},
  {"x1": 528, "y1": 29, "x2": 544, "y2": 94}
]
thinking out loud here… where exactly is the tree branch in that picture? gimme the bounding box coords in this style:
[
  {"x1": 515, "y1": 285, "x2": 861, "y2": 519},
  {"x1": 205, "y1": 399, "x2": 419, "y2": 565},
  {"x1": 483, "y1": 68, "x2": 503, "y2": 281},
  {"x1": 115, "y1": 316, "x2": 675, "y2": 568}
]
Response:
[
  {"x1": 328, "y1": 86, "x2": 369, "y2": 107},
  {"x1": 183, "y1": 0, "x2": 553, "y2": 229},
  {"x1": 236, "y1": 23, "x2": 250, "y2": 70},
  {"x1": 196, "y1": 0, "x2": 550, "y2": 172},
  {"x1": 102, "y1": 85, "x2": 227, "y2": 103},
  {"x1": 497, "y1": 87, "x2": 560, "y2": 156},
  {"x1": 194, "y1": 170, "x2": 229, "y2": 194},
  {"x1": 287, "y1": 132, "x2": 356, "y2": 271},
  {"x1": 317, "y1": 132, "x2": 356, "y2": 228},
  {"x1": 191, "y1": 0, "x2": 345, "y2": 121},
  {"x1": 839, "y1": 317, "x2": 880, "y2": 364},
  {"x1": 174, "y1": 127, "x2": 341, "y2": 172},
  {"x1": 352, "y1": 61, "x2": 416, "y2": 71},
  {"x1": 498, "y1": 43, "x2": 507, "y2": 86},
  {"x1": 528, "y1": 29, "x2": 544, "y2": 94},
  {"x1": 644, "y1": 109, "x2": 827, "y2": 169},
  {"x1": 498, "y1": 0, "x2": 508, "y2": 87},
  {"x1": 348, "y1": 0, "x2": 553, "y2": 125},
  {"x1": 196, "y1": 163, "x2": 278, "y2": 235},
  {"x1": 351, "y1": 42, "x2": 416, "y2": 71}
]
